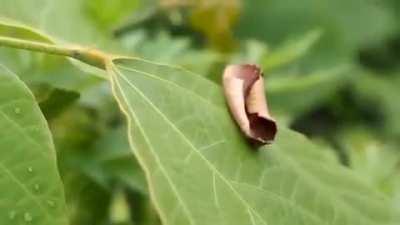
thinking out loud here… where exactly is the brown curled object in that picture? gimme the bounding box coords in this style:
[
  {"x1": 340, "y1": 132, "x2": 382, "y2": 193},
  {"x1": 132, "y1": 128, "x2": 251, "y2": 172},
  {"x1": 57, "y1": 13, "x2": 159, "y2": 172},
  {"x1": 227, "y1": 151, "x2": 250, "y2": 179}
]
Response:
[{"x1": 223, "y1": 64, "x2": 277, "y2": 145}]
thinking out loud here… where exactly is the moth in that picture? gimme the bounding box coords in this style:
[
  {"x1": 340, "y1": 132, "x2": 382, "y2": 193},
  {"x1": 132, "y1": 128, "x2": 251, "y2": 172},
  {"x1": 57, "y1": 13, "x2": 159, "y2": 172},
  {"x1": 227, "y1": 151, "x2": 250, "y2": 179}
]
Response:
[{"x1": 223, "y1": 64, "x2": 277, "y2": 146}]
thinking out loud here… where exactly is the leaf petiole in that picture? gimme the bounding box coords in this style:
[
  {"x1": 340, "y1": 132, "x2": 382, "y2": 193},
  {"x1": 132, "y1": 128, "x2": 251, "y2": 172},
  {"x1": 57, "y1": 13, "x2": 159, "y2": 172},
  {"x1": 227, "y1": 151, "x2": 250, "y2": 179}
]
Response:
[{"x1": 0, "y1": 36, "x2": 110, "y2": 69}]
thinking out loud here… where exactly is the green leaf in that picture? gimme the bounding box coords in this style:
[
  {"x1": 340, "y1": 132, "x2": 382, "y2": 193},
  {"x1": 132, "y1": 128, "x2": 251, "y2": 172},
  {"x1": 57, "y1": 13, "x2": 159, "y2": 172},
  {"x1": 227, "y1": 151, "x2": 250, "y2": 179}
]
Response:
[
  {"x1": 353, "y1": 72, "x2": 400, "y2": 138},
  {"x1": 339, "y1": 128, "x2": 400, "y2": 191},
  {"x1": 108, "y1": 58, "x2": 396, "y2": 225},
  {"x1": 121, "y1": 31, "x2": 220, "y2": 75},
  {"x1": 0, "y1": 64, "x2": 67, "y2": 225},
  {"x1": 231, "y1": 40, "x2": 268, "y2": 65},
  {"x1": 85, "y1": 0, "x2": 139, "y2": 32},
  {"x1": 267, "y1": 66, "x2": 350, "y2": 120},
  {"x1": 61, "y1": 173, "x2": 110, "y2": 225},
  {"x1": 237, "y1": 0, "x2": 397, "y2": 66},
  {"x1": 0, "y1": 0, "x2": 99, "y2": 45},
  {"x1": 189, "y1": 0, "x2": 240, "y2": 51},
  {"x1": 0, "y1": 17, "x2": 105, "y2": 93},
  {"x1": 0, "y1": 18, "x2": 53, "y2": 42},
  {"x1": 0, "y1": 1, "x2": 114, "y2": 88},
  {"x1": 87, "y1": 128, "x2": 158, "y2": 224},
  {"x1": 89, "y1": 127, "x2": 148, "y2": 193},
  {"x1": 337, "y1": 128, "x2": 400, "y2": 220},
  {"x1": 262, "y1": 30, "x2": 322, "y2": 71}
]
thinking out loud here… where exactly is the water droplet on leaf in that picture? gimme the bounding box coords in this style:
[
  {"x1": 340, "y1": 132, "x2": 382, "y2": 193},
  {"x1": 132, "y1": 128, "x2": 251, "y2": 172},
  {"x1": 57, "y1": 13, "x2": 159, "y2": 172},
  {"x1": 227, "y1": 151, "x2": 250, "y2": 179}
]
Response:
[
  {"x1": 27, "y1": 167, "x2": 33, "y2": 173},
  {"x1": 34, "y1": 184, "x2": 40, "y2": 192}
]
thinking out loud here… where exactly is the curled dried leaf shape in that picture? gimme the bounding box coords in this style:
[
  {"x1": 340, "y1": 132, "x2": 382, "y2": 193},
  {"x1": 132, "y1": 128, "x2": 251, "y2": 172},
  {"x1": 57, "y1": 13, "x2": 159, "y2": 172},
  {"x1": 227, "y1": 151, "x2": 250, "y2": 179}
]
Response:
[{"x1": 223, "y1": 64, "x2": 277, "y2": 145}]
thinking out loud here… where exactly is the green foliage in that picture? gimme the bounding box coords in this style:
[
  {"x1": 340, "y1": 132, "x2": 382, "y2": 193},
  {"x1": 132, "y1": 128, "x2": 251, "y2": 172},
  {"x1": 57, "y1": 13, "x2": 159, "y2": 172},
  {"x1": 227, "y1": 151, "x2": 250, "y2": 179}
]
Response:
[
  {"x1": 0, "y1": 64, "x2": 68, "y2": 225},
  {"x1": 0, "y1": 0, "x2": 400, "y2": 225},
  {"x1": 262, "y1": 29, "x2": 322, "y2": 71},
  {"x1": 109, "y1": 58, "x2": 396, "y2": 225},
  {"x1": 119, "y1": 31, "x2": 220, "y2": 74},
  {"x1": 237, "y1": 0, "x2": 397, "y2": 66}
]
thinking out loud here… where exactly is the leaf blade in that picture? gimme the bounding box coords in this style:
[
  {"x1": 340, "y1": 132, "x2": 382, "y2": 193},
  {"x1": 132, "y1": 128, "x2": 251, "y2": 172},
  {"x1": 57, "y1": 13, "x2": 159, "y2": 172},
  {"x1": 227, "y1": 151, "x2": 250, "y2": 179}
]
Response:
[
  {"x1": 0, "y1": 64, "x2": 68, "y2": 225},
  {"x1": 109, "y1": 58, "x2": 397, "y2": 225}
]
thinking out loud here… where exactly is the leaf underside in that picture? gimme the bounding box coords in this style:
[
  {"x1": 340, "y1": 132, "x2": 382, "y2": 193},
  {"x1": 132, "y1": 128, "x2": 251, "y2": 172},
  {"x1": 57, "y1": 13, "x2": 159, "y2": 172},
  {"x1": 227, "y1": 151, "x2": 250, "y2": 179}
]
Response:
[
  {"x1": 108, "y1": 58, "x2": 396, "y2": 225},
  {"x1": 0, "y1": 64, "x2": 68, "y2": 225}
]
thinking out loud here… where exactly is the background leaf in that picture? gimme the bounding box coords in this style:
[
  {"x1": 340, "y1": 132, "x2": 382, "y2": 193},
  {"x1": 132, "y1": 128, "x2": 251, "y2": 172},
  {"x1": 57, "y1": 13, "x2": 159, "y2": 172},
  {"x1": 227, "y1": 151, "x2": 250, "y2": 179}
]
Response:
[{"x1": 236, "y1": 0, "x2": 397, "y2": 67}]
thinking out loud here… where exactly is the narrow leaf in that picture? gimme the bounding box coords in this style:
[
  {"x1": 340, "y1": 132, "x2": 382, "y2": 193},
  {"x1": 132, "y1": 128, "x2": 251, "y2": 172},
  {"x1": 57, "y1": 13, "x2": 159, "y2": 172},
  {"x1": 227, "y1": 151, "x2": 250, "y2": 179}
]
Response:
[
  {"x1": 0, "y1": 17, "x2": 53, "y2": 43},
  {"x1": 262, "y1": 30, "x2": 322, "y2": 71}
]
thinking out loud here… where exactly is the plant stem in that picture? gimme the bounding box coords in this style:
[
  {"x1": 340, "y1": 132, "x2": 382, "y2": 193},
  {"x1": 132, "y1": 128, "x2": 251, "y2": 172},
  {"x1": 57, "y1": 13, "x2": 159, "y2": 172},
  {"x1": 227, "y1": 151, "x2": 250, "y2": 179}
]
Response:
[
  {"x1": 0, "y1": 36, "x2": 74, "y2": 57},
  {"x1": 0, "y1": 36, "x2": 109, "y2": 69}
]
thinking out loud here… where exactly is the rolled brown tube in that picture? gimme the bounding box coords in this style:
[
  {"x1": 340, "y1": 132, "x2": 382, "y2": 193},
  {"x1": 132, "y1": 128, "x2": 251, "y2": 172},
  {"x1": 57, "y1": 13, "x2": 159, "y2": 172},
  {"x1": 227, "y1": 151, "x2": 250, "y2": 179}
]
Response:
[{"x1": 222, "y1": 64, "x2": 277, "y2": 145}]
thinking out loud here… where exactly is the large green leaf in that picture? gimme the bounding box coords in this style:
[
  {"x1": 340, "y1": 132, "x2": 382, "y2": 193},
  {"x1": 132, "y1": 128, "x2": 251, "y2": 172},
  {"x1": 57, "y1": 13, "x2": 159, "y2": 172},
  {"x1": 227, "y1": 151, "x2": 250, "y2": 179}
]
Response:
[
  {"x1": 353, "y1": 72, "x2": 400, "y2": 138},
  {"x1": 0, "y1": 64, "x2": 67, "y2": 225},
  {"x1": 108, "y1": 58, "x2": 397, "y2": 225}
]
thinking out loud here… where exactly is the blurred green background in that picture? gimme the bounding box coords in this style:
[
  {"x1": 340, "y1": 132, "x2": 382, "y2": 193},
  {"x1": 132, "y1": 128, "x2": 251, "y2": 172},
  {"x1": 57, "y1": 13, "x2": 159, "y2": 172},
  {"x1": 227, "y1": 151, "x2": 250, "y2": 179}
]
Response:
[{"x1": 2, "y1": 0, "x2": 400, "y2": 224}]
